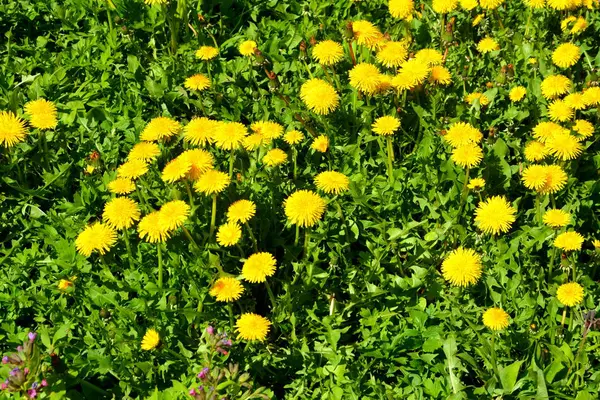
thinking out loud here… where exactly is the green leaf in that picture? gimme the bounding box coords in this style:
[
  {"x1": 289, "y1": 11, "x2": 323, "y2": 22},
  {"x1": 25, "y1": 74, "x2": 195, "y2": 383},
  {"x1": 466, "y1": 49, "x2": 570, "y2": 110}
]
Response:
[{"x1": 499, "y1": 360, "x2": 524, "y2": 394}]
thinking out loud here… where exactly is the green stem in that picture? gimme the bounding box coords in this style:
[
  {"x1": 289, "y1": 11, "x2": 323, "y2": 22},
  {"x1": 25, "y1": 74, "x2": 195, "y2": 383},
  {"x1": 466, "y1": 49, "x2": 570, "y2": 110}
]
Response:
[
  {"x1": 245, "y1": 222, "x2": 258, "y2": 252},
  {"x1": 550, "y1": 193, "x2": 557, "y2": 209},
  {"x1": 185, "y1": 180, "x2": 194, "y2": 209},
  {"x1": 386, "y1": 136, "x2": 394, "y2": 184},
  {"x1": 303, "y1": 228, "x2": 310, "y2": 260},
  {"x1": 209, "y1": 194, "x2": 217, "y2": 240},
  {"x1": 106, "y1": 6, "x2": 114, "y2": 36},
  {"x1": 334, "y1": 199, "x2": 351, "y2": 245},
  {"x1": 123, "y1": 229, "x2": 134, "y2": 269},
  {"x1": 182, "y1": 226, "x2": 201, "y2": 252},
  {"x1": 294, "y1": 225, "x2": 300, "y2": 246},
  {"x1": 548, "y1": 243, "x2": 556, "y2": 282},
  {"x1": 490, "y1": 333, "x2": 500, "y2": 379},
  {"x1": 229, "y1": 150, "x2": 235, "y2": 177},
  {"x1": 292, "y1": 148, "x2": 298, "y2": 181},
  {"x1": 536, "y1": 194, "x2": 541, "y2": 224},
  {"x1": 157, "y1": 244, "x2": 163, "y2": 289},
  {"x1": 458, "y1": 166, "x2": 470, "y2": 219},
  {"x1": 228, "y1": 303, "x2": 234, "y2": 331},
  {"x1": 265, "y1": 280, "x2": 277, "y2": 310}
]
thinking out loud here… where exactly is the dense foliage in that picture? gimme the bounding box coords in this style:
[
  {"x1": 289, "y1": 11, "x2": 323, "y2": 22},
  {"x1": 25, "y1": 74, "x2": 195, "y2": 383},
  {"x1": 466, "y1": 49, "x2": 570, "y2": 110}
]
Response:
[{"x1": 1, "y1": 0, "x2": 600, "y2": 398}]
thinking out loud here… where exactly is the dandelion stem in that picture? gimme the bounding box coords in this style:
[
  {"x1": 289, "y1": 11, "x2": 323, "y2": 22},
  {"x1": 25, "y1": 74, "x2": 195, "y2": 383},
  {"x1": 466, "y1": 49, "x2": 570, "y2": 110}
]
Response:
[
  {"x1": 228, "y1": 303, "x2": 234, "y2": 331},
  {"x1": 182, "y1": 226, "x2": 201, "y2": 252},
  {"x1": 123, "y1": 229, "x2": 134, "y2": 269},
  {"x1": 536, "y1": 194, "x2": 541, "y2": 224},
  {"x1": 561, "y1": 308, "x2": 567, "y2": 328},
  {"x1": 185, "y1": 180, "x2": 194, "y2": 209},
  {"x1": 294, "y1": 225, "x2": 300, "y2": 246},
  {"x1": 199, "y1": 95, "x2": 207, "y2": 116},
  {"x1": 458, "y1": 166, "x2": 470, "y2": 219},
  {"x1": 157, "y1": 244, "x2": 163, "y2": 289},
  {"x1": 347, "y1": 40, "x2": 357, "y2": 66},
  {"x1": 550, "y1": 193, "x2": 557, "y2": 209},
  {"x1": 334, "y1": 199, "x2": 351, "y2": 245},
  {"x1": 321, "y1": 64, "x2": 333, "y2": 85},
  {"x1": 440, "y1": 14, "x2": 446, "y2": 50},
  {"x1": 330, "y1": 66, "x2": 342, "y2": 92},
  {"x1": 548, "y1": 244, "x2": 557, "y2": 282},
  {"x1": 292, "y1": 148, "x2": 298, "y2": 180},
  {"x1": 303, "y1": 228, "x2": 310, "y2": 260},
  {"x1": 229, "y1": 150, "x2": 235, "y2": 177},
  {"x1": 265, "y1": 280, "x2": 277, "y2": 310},
  {"x1": 490, "y1": 333, "x2": 500, "y2": 379},
  {"x1": 209, "y1": 194, "x2": 217, "y2": 240},
  {"x1": 386, "y1": 136, "x2": 395, "y2": 184},
  {"x1": 245, "y1": 222, "x2": 258, "y2": 252}
]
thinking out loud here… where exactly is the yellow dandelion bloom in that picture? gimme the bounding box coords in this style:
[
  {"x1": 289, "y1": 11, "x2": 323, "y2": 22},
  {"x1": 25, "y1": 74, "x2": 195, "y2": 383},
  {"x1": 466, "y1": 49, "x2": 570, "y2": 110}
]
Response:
[
  {"x1": 543, "y1": 209, "x2": 571, "y2": 228},
  {"x1": 117, "y1": 159, "x2": 149, "y2": 180},
  {"x1": 389, "y1": 0, "x2": 414, "y2": 19},
  {"x1": 145, "y1": 0, "x2": 166, "y2": 5},
  {"x1": 284, "y1": 130, "x2": 304, "y2": 145},
  {"x1": 141, "y1": 329, "x2": 160, "y2": 350},
  {"x1": 415, "y1": 49, "x2": 444, "y2": 66},
  {"x1": 475, "y1": 196, "x2": 516, "y2": 235},
  {"x1": 525, "y1": 0, "x2": 546, "y2": 7},
  {"x1": 554, "y1": 231, "x2": 584, "y2": 251},
  {"x1": 541, "y1": 165, "x2": 568, "y2": 194},
  {"x1": 180, "y1": 149, "x2": 215, "y2": 180},
  {"x1": 570, "y1": 17, "x2": 587, "y2": 34},
  {"x1": 213, "y1": 122, "x2": 248, "y2": 150},
  {"x1": 195, "y1": 46, "x2": 219, "y2": 60},
  {"x1": 547, "y1": 100, "x2": 573, "y2": 122},
  {"x1": 58, "y1": 279, "x2": 74, "y2": 291},
  {"x1": 582, "y1": 87, "x2": 600, "y2": 106},
  {"x1": 183, "y1": 117, "x2": 218, "y2": 146},
  {"x1": 468, "y1": 177, "x2": 485, "y2": 190},
  {"x1": 312, "y1": 40, "x2": 344, "y2": 66},
  {"x1": 108, "y1": 178, "x2": 135, "y2": 195},
  {"x1": 432, "y1": 0, "x2": 458, "y2": 13},
  {"x1": 236, "y1": 313, "x2": 271, "y2": 341},
  {"x1": 548, "y1": 0, "x2": 573, "y2": 11},
  {"x1": 216, "y1": 221, "x2": 242, "y2": 247},
  {"x1": 444, "y1": 122, "x2": 483, "y2": 148},
  {"x1": 140, "y1": 116, "x2": 181, "y2": 142},
  {"x1": 250, "y1": 121, "x2": 284, "y2": 141},
  {"x1": 138, "y1": 211, "x2": 170, "y2": 243},
  {"x1": 477, "y1": 37, "x2": 500, "y2": 54},
  {"x1": 465, "y1": 92, "x2": 491, "y2": 106},
  {"x1": 472, "y1": 13, "x2": 485, "y2": 26},
  {"x1": 509, "y1": 86, "x2": 527, "y2": 102},
  {"x1": 429, "y1": 66, "x2": 452, "y2": 85},
  {"x1": 545, "y1": 132, "x2": 582, "y2": 160},
  {"x1": 557, "y1": 282, "x2": 584, "y2": 307},
  {"x1": 482, "y1": 307, "x2": 510, "y2": 331},
  {"x1": 397, "y1": 58, "x2": 431, "y2": 89},
  {"x1": 284, "y1": 190, "x2": 326, "y2": 227},
  {"x1": 572, "y1": 119, "x2": 594, "y2": 139},
  {"x1": 0, "y1": 111, "x2": 28, "y2": 147},
  {"x1": 210, "y1": 277, "x2": 244, "y2": 302},
  {"x1": 128, "y1": 142, "x2": 160, "y2": 162},
  {"x1": 522, "y1": 165, "x2": 550, "y2": 191},
  {"x1": 552, "y1": 43, "x2": 581, "y2": 68},
  {"x1": 311, "y1": 135, "x2": 329, "y2": 153},
  {"x1": 75, "y1": 222, "x2": 117, "y2": 257},
  {"x1": 451, "y1": 144, "x2": 483, "y2": 168},
  {"x1": 540, "y1": 75, "x2": 572, "y2": 99},
  {"x1": 263, "y1": 148, "x2": 288, "y2": 167},
  {"x1": 460, "y1": 0, "x2": 479, "y2": 10},
  {"x1": 242, "y1": 133, "x2": 264, "y2": 151},
  {"x1": 194, "y1": 170, "x2": 230, "y2": 195},
  {"x1": 103, "y1": 197, "x2": 141, "y2": 230},
  {"x1": 239, "y1": 40, "x2": 257, "y2": 56},
  {"x1": 524, "y1": 141, "x2": 548, "y2": 162},
  {"x1": 441, "y1": 247, "x2": 482, "y2": 286},
  {"x1": 314, "y1": 171, "x2": 350, "y2": 195},
  {"x1": 564, "y1": 93, "x2": 586, "y2": 110},
  {"x1": 24, "y1": 99, "x2": 58, "y2": 130},
  {"x1": 372, "y1": 116, "x2": 401, "y2": 136},
  {"x1": 159, "y1": 200, "x2": 190, "y2": 231},
  {"x1": 480, "y1": 0, "x2": 504, "y2": 9},
  {"x1": 227, "y1": 200, "x2": 256, "y2": 224},
  {"x1": 349, "y1": 63, "x2": 382, "y2": 95},
  {"x1": 300, "y1": 79, "x2": 339, "y2": 115},
  {"x1": 184, "y1": 74, "x2": 211, "y2": 91},
  {"x1": 532, "y1": 121, "x2": 568, "y2": 143},
  {"x1": 376, "y1": 42, "x2": 408, "y2": 68},
  {"x1": 352, "y1": 20, "x2": 385, "y2": 50},
  {"x1": 161, "y1": 156, "x2": 192, "y2": 183},
  {"x1": 242, "y1": 252, "x2": 277, "y2": 283}
]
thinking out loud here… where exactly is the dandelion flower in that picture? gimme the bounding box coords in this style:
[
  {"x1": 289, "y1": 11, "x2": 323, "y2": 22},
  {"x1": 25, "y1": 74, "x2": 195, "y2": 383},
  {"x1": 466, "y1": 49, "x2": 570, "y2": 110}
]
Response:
[
  {"x1": 397, "y1": 58, "x2": 431, "y2": 88},
  {"x1": 227, "y1": 200, "x2": 256, "y2": 224},
  {"x1": 108, "y1": 178, "x2": 135, "y2": 195},
  {"x1": 180, "y1": 149, "x2": 215, "y2": 180},
  {"x1": 432, "y1": 0, "x2": 458, "y2": 13},
  {"x1": 482, "y1": 308, "x2": 510, "y2": 331},
  {"x1": 376, "y1": 42, "x2": 408, "y2": 68},
  {"x1": 452, "y1": 144, "x2": 483, "y2": 168},
  {"x1": 543, "y1": 209, "x2": 571, "y2": 228},
  {"x1": 474, "y1": 196, "x2": 516, "y2": 235},
  {"x1": 541, "y1": 75, "x2": 572, "y2": 99},
  {"x1": 315, "y1": 171, "x2": 350, "y2": 195},
  {"x1": 564, "y1": 93, "x2": 586, "y2": 110},
  {"x1": 284, "y1": 130, "x2": 304, "y2": 145},
  {"x1": 184, "y1": 74, "x2": 211, "y2": 91},
  {"x1": 509, "y1": 86, "x2": 527, "y2": 102},
  {"x1": 159, "y1": 200, "x2": 190, "y2": 231},
  {"x1": 480, "y1": 0, "x2": 504, "y2": 8},
  {"x1": 183, "y1": 117, "x2": 218, "y2": 146},
  {"x1": 161, "y1": 157, "x2": 192, "y2": 183},
  {"x1": 242, "y1": 252, "x2": 277, "y2": 283},
  {"x1": 545, "y1": 132, "x2": 582, "y2": 160},
  {"x1": 58, "y1": 279, "x2": 74, "y2": 291},
  {"x1": 524, "y1": 141, "x2": 548, "y2": 162},
  {"x1": 75, "y1": 222, "x2": 117, "y2": 257},
  {"x1": 540, "y1": 165, "x2": 568, "y2": 194},
  {"x1": 195, "y1": 46, "x2": 218, "y2": 60},
  {"x1": 532, "y1": 121, "x2": 568, "y2": 143},
  {"x1": 557, "y1": 282, "x2": 584, "y2": 306},
  {"x1": 472, "y1": 13, "x2": 485, "y2": 26},
  {"x1": 144, "y1": 0, "x2": 166, "y2": 5},
  {"x1": 103, "y1": 197, "x2": 141, "y2": 230},
  {"x1": 300, "y1": 79, "x2": 339, "y2": 115},
  {"x1": 460, "y1": 0, "x2": 479, "y2": 10},
  {"x1": 349, "y1": 63, "x2": 382, "y2": 95},
  {"x1": 389, "y1": 0, "x2": 414, "y2": 19},
  {"x1": 477, "y1": 37, "x2": 500, "y2": 53},
  {"x1": 554, "y1": 231, "x2": 584, "y2": 251},
  {"x1": 569, "y1": 17, "x2": 587, "y2": 34},
  {"x1": 312, "y1": 40, "x2": 344, "y2": 66},
  {"x1": 372, "y1": 116, "x2": 401, "y2": 136},
  {"x1": 117, "y1": 159, "x2": 149, "y2": 180},
  {"x1": 552, "y1": 43, "x2": 581, "y2": 68},
  {"x1": 466, "y1": 92, "x2": 491, "y2": 106},
  {"x1": 239, "y1": 40, "x2": 257, "y2": 56},
  {"x1": 263, "y1": 148, "x2": 288, "y2": 167},
  {"x1": 444, "y1": 122, "x2": 483, "y2": 148},
  {"x1": 525, "y1": 0, "x2": 545, "y2": 7},
  {"x1": 216, "y1": 222, "x2": 242, "y2": 247},
  {"x1": 251, "y1": 121, "x2": 284, "y2": 141},
  {"x1": 24, "y1": 99, "x2": 58, "y2": 130},
  {"x1": 140, "y1": 116, "x2": 181, "y2": 142},
  {"x1": 547, "y1": 100, "x2": 573, "y2": 122},
  {"x1": 429, "y1": 66, "x2": 452, "y2": 85},
  {"x1": 352, "y1": 20, "x2": 385, "y2": 50},
  {"x1": 468, "y1": 177, "x2": 485, "y2": 190},
  {"x1": 522, "y1": 165, "x2": 550, "y2": 191},
  {"x1": 441, "y1": 247, "x2": 482, "y2": 286},
  {"x1": 242, "y1": 133, "x2": 264, "y2": 151},
  {"x1": 141, "y1": 329, "x2": 160, "y2": 350},
  {"x1": 128, "y1": 142, "x2": 160, "y2": 162},
  {"x1": 284, "y1": 190, "x2": 326, "y2": 227},
  {"x1": 311, "y1": 135, "x2": 329, "y2": 153},
  {"x1": 572, "y1": 119, "x2": 594, "y2": 139},
  {"x1": 194, "y1": 170, "x2": 230, "y2": 195},
  {"x1": 0, "y1": 111, "x2": 28, "y2": 147},
  {"x1": 213, "y1": 122, "x2": 248, "y2": 150},
  {"x1": 582, "y1": 87, "x2": 600, "y2": 106},
  {"x1": 138, "y1": 211, "x2": 170, "y2": 243},
  {"x1": 210, "y1": 277, "x2": 244, "y2": 302},
  {"x1": 236, "y1": 313, "x2": 271, "y2": 341}
]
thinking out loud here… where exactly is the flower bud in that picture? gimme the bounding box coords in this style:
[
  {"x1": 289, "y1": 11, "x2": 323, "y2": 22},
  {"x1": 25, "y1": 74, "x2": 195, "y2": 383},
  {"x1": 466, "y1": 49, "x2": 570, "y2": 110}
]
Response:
[
  {"x1": 28, "y1": 332, "x2": 37, "y2": 342},
  {"x1": 2, "y1": 356, "x2": 8, "y2": 364},
  {"x1": 206, "y1": 326, "x2": 214, "y2": 335}
]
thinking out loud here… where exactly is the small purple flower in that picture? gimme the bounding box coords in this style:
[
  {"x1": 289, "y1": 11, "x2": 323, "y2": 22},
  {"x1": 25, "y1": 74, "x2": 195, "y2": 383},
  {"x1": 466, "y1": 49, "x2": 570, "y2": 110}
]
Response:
[
  {"x1": 16, "y1": 346, "x2": 23, "y2": 352},
  {"x1": 206, "y1": 326, "x2": 214, "y2": 335},
  {"x1": 221, "y1": 339, "x2": 232, "y2": 347},
  {"x1": 27, "y1": 388, "x2": 37, "y2": 398},
  {"x1": 198, "y1": 386, "x2": 204, "y2": 392},
  {"x1": 2, "y1": 356, "x2": 8, "y2": 364},
  {"x1": 0, "y1": 383, "x2": 7, "y2": 390},
  {"x1": 197, "y1": 367, "x2": 209, "y2": 380},
  {"x1": 24, "y1": 367, "x2": 30, "y2": 376},
  {"x1": 189, "y1": 388, "x2": 197, "y2": 396},
  {"x1": 31, "y1": 382, "x2": 38, "y2": 389},
  {"x1": 28, "y1": 332, "x2": 37, "y2": 342},
  {"x1": 10, "y1": 367, "x2": 20, "y2": 376},
  {"x1": 41, "y1": 380, "x2": 47, "y2": 387}
]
